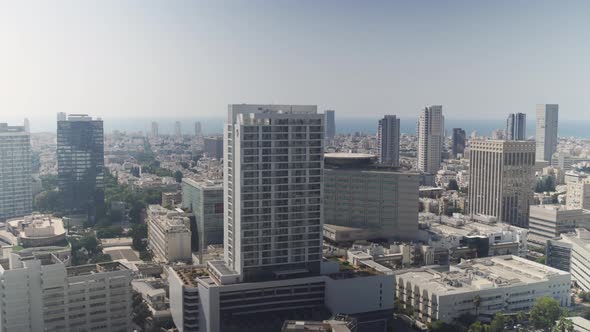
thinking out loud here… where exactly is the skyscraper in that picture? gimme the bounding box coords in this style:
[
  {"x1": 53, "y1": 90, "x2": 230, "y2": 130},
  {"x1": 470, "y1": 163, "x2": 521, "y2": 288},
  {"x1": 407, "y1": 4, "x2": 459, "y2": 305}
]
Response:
[
  {"x1": 203, "y1": 136, "x2": 224, "y2": 159},
  {"x1": 194, "y1": 121, "x2": 202, "y2": 137},
  {"x1": 377, "y1": 115, "x2": 400, "y2": 166},
  {"x1": 417, "y1": 105, "x2": 444, "y2": 173},
  {"x1": 506, "y1": 113, "x2": 526, "y2": 140},
  {"x1": 225, "y1": 104, "x2": 323, "y2": 282},
  {"x1": 468, "y1": 140, "x2": 536, "y2": 227},
  {"x1": 23, "y1": 118, "x2": 30, "y2": 133},
  {"x1": 536, "y1": 104, "x2": 559, "y2": 164},
  {"x1": 451, "y1": 128, "x2": 466, "y2": 159},
  {"x1": 174, "y1": 121, "x2": 182, "y2": 138},
  {"x1": 0, "y1": 123, "x2": 32, "y2": 220},
  {"x1": 151, "y1": 121, "x2": 159, "y2": 137},
  {"x1": 324, "y1": 110, "x2": 335, "y2": 141},
  {"x1": 57, "y1": 114, "x2": 104, "y2": 221}
]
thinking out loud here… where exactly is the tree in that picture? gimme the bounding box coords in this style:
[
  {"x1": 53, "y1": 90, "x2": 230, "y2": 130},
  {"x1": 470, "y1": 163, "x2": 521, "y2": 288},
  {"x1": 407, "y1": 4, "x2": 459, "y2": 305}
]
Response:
[
  {"x1": 132, "y1": 292, "x2": 151, "y2": 327},
  {"x1": 473, "y1": 295, "x2": 482, "y2": 318},
  {"x1": 447, "y1": 179, "x2": 460, "y2": 191},
  {"x1": 489, "y1": 313, "x2": 506, "y2": 332},
  {"x1": 536, "y1": 256, "x2": 546, "y2": 265},
  {"x1": 174, "y1": 170, "x2": 183, "y2": 183},
  {"x1": 552, "y1": 317, "x2": 574, "y2": 332},
  {"x1": 468, "y1": 321, "x2": 489, "y2": 332},
  {"x1": 531, "y1": 297, "x2": 563, "y2": 331}
]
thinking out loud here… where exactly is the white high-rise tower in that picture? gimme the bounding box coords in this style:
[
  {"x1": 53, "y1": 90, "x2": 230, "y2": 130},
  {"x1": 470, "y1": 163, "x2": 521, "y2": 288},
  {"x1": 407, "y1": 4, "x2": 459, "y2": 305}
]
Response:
[
  {"x1": 224, "y1": 104, "x2": 324, "y2": 282},
  {"x1": 417, "y1": 105, "x2": 444, "y2": 174}
]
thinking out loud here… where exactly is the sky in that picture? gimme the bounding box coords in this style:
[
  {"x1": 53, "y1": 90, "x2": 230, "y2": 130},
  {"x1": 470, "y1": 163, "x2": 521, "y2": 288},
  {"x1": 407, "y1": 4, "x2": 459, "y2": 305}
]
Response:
[{"x1": 1, "y1": 0, "x2": 590, "y2": 127}]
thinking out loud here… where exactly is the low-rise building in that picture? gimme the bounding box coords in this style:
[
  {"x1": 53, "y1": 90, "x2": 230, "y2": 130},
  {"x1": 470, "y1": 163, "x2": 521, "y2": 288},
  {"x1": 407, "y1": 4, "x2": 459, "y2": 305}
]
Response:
[
  {"x1": 546, "y1": 228, "x2": 590, "y2": 291},
  {"x1": 395, "y1": 255, "x2": 570, "y2": 324},
  {"x1": 566, "y1": 180, "x2": 590, "y2": 210},
  {"x1": 181, "y1": 179, "x2": 224, "y2": 251},
  {"x1": 528, "y1": 205, "x2": 590, "y2": 248},
  {"x1": 0, "y1": 253, "x2": 132, "y2": 332},
  {"x1": 6, "y1": 214, "x2": 66, "y2": 247},
  {"x1": 147, "y1": 205, "x2": 192, "y2": 264}
]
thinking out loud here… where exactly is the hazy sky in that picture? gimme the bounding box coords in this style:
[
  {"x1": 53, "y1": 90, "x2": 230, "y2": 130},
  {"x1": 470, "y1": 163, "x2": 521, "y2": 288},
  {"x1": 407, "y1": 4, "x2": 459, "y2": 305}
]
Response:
[{"x1": 1, "y1": 0, "x2": 590, "y2": 122}]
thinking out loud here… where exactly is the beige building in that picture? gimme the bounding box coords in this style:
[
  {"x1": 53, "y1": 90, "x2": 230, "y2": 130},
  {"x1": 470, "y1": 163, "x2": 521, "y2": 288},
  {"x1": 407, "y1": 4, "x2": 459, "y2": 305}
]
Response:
[
  {"x1": 6, "y1": 214, "x2": 66, "y2": 247},
  {"x1": 147, "y1": 205, "x2": 192, "y2": 263},
  {"x1": 528, "y1": 205, "x2": 590, "y2": 247},
  {"x1": 417, "y1": 106, "x2": 444, "y2": 174},
  {"x1": 567, "y1": 180, "x2": 590, "y2": 210},
  {"x1": 468, "y1": 140, "x2": 536, "y2": 227}
]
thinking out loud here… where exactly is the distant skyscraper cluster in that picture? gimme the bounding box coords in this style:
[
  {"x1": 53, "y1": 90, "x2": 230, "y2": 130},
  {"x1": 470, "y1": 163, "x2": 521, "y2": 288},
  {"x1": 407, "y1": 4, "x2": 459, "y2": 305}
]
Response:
[
  {"x1": 506, "y1": 112, "x2": 526, "y2": 140},
  {"x1": 57, "y1": 113, "x2": 105, "y2": 222},
  {"x1": 0, "y1": 123, "x2": 32, "y2": 220},
  {"x1": 536, "y1": 104, "x2": 559, "y2": 164},
  {"x1": 377, "y1": 115, "x2": 400, "y2": 166},
  {"x1": 417, "y1": 105, "x2": 444, "y2": 174}
]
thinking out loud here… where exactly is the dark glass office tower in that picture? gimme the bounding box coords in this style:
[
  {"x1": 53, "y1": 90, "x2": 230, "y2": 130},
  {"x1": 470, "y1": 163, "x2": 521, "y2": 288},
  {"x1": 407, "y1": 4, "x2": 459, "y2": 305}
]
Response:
[
  {"x1": 451, "y1": 128, "x2": 466, "y2": 159},
  {"x1": 57, "y1": 114, "x2": 104, "y2": 223}
]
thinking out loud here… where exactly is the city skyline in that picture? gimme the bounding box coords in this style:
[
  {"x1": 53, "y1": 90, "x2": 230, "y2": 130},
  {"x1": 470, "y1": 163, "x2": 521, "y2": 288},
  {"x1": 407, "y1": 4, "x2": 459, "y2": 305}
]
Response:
[{"x1": 2, "y1": 1, "x2": 590, "y2": 121}]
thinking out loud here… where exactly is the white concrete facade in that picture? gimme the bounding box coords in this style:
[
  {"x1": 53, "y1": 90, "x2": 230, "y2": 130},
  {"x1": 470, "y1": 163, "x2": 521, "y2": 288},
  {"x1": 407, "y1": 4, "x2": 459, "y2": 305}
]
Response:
[
  {"x1": 417, "y1": 106, "x2": 444, "y2": 174},
  {"x1": 547, "y1": 229, "x2": 590, "y2": 292},
  {"x1": 147, "y1": 205, "x2": 192, "y2": 263},
  {"x1": 0, "y1": 124, "x2": 32, "y2": 220},
  {"x1": 528, "y1": 205, "x2": 590, "y2": 247},
  {"x1": 536, "y1": 104, "x2": 559, "y2": 164},
  {"x1": 567, "y1": 180, "x2": 590, "y2": 210}
]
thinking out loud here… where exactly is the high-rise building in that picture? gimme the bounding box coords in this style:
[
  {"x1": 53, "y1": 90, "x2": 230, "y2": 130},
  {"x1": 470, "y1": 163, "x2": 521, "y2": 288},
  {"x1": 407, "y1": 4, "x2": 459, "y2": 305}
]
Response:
[
  {"x1": 0, "y1": 253, "x2": 132, "y2": 332},
  {"x1": 225, "y1": 104, "x2": 324, "y2": 282},
  {"x1": 451, "y1": 128, "x2": 466, "y2": 159},
  {"x1": 323, "y1": 153, "x2": 419, "y2": 240},
  {"x1": 175, "y1": 121, "x2": 182, "y2": 138},
  {"x1": 506, "y1": 113, "x2": 526, "y2": 140},
  {"x1": 468, "y1": 140, "x2": 536, "y2": 227},
  {"x1": 57, "y1": 112, "x2": 66, "y2": 121},
  {"x1": 195, "y1": 121, "x2": 202, "y2": 137},
  {"x1": 0, "y1": 123, "x2": 32, "y2": 220},
  {"x1": 528, "y1": 205, "x2": 590, "y2": 248},
  {"x1": 151, "y1": 121, "x2": 159, "y2": 137},
  {"x1": 57, "y1": 114, "x2": 104, "y2": 221},
  {"x1": 203, "y1": 136, "x2": 224, "y2": 159},
  {"x1": 536, "y1": 104, "x2": 559, "y2": 163},
  {"x1": 147, "y1": 205, "x2": 192, "y2": 263},
  {"x1": 417, "y1": 105, "x2": 444, "y2": 174},
  {"x1": 181, "y1": 178, "x2": 224, "y2": 252},
  {"x1": 324, "y1": 110, "x2": 335, "y2": 141},
  {"x1": 377, "y1": 115, "x2": 400, "y2": 166},
  {"x1": 23, "y1": 118, "x2": 30, "y2": 133}
]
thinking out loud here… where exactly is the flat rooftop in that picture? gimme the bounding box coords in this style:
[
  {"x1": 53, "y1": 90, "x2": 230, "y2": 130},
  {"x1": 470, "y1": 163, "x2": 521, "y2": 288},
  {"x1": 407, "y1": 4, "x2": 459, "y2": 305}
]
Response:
[
  {"x1": 174, "y1": 266, "x2": 209, "y2": 287},
  {"x1": 67, "y1": 261, "x2": 129, "y2": 277},
  {"x1": 395, "y1": 255, "x2": 568, "y2": 296}
]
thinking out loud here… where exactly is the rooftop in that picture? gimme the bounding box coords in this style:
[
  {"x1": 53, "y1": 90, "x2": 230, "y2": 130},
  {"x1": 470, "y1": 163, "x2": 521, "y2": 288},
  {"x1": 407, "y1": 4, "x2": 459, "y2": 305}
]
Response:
[
  {"x1": 174, "y1": 266, "x2": 209, "y2": 287},
  {"x1": 67, "y1": 261, "x2": 129, "y2": 277}
]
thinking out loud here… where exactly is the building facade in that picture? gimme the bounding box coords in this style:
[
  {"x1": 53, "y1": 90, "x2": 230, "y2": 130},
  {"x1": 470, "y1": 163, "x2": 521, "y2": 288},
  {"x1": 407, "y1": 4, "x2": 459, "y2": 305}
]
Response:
[
  {"x1": 0, "y1": 123, "x2": 32, "y2": 220},
  {"x1": 151, "y1": 121, "x2": 159, "y2": 137},
  {"x1": 182, "y1": 178, "x2": 224, "y2": 250},
  {"x1": 324, "y1": 110, "x2": 335, "y2": 141},
  {"x1": 528, "y1": 205, "x2": 590, "y2": 248},
  {"x1": 546, "y1": 229, "x2": 590, "y2": 291},
  {"x1": 57, "y1": 114, "x2": 104, "y2": 221},
  {"x1": 395, "y1": 255, "x2": 571, "y2": 324},
  {"x1": 506, "y1": 113, "x2": 527, "y2": 141},
  {"x1": 536, "y1": 104, "x2": 559, "y2": 163},
  {"x1": 566, "y1": 180, "x2": 590, "y2": 210},
  {"x1": 225, "y1": 104, "x2": 324, "y2": 282},
  {"x1": 468, "y1": 140, "x2": 536, "y2": 227},
  {"x1": 323, "y1": 153, "x2": 419, "y2": 240},
  {"x1": 417, "y1": 105, "x2": 444, "y2": 174},
  {"x1": 0, "y1": 254, "x2": 132, "y2": 332},
  {"x1": 377, "y1": 115, "x2": 400, "y2": 166},
  {"x1": 451, "y1": 128, "x2": 466, "y2": 159},
  {"x1": 195, "y1": 121, "x2": 202, "y2": 137},
  {"x1": 203, "y1": 136, "x2": 224, "y2": 160},
  {"x1": 147, "y1": 205, "x2": 192, "y2": 263}
]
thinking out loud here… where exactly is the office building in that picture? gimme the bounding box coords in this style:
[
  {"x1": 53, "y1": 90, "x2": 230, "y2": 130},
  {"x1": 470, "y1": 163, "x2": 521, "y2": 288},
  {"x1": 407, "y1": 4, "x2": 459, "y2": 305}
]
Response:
[
  {"x1": 147, "y1": 205, "x2": 192, "y2": 263},
  {"x1": 417, "y1": 105, "x2": 444, "y2": 174},
  {"x1": 546, "y1": 229, "x2": 590, "y2": 291},
  {"x1": 57, "y1": 112, "x2": 67, "y2": 121},
  {"x1": 564, "y1": 317, "x2": 590, "y2": 332},
  {"x1": 151, "y1": 121, "x2": 159, "y2": 137},
  {"x1": 175, "y1": 121, "x2": 182, "y2": 138},
  {"x1": 451, "y1": 128, "x2": 466, "y2": 159},
  {"x1": 323, "y1": 153, "x2": 419, "y2": 240},
  {"x1": 506, "y1": 113, "x2": 526, "y2": 140},
  {"x1": 182, "y1": 178, "x2": 224, "y2": 251},
  {"x1": 0, "y1": 123, "x2": 32, "y2": 221},
  {"x1": 325, "y1": 110, "x2": 335, "y2": 141},
  {"x1": 57, "y1": 114, "x2": 104, "y2": 221},
  {"x1": 377, "y1": 115, "x2": 400, "y2": 166},
  {"x1": 536, "y1": 104, "x2": 559, "y2": 164},
  {"x1": 395, "y1": 255, "x2": 571, "y2": 324},
  {"x1": 195, "y1": 121, "x2": 202, "y2": 137},
  {"x1": 528, "y1": 205, "x2": 590, "y2": 248},
  {"x1": 0, "y1": 253, "x2": 132, "y2": 332},
  {"x1": 468, "y1": 140, "x2": 536, "y2": 227},
  {"x1": 566, "y1": 180, "x2": 590, "y2": 210},
  {"x1": 203, "y1": 136, "x2": 224, "y2": 159}
]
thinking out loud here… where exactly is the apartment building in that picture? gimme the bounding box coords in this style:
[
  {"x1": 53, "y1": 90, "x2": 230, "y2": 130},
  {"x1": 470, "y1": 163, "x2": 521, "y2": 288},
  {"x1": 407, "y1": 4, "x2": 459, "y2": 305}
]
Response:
[{"x1": 147, "y1": 205, "x2": 192, "y2": 263}]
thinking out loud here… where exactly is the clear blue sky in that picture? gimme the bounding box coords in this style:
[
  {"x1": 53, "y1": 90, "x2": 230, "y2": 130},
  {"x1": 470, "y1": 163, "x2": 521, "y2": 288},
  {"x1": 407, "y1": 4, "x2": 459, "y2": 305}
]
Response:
[{"x1": 1, "y1": 0, "x2": 589, "y2": 123}]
